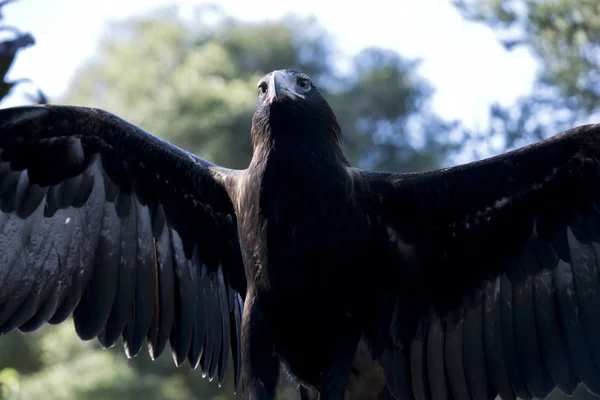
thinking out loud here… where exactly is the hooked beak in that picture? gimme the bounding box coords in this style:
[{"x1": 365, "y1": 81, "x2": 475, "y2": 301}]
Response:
[{"x1": 266, "y1": 70, "x2": 305, "y2": 104}]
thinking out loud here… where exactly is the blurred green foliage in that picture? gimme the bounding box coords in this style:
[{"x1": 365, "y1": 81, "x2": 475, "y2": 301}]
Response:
[
  {"x1": 454, "y1": 0, "x2": 600, "y2": 156},
  {"x1": 62, "y1": 4, "x2": 461, "y2": 174},
  {"x1": 0, "y1": 0, "x2": 599, "y2": 399}
]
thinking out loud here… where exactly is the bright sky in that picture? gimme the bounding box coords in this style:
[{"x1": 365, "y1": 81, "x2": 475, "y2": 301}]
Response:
[{"x1": 2, "y1": 0, "x2": 539, "y2": 131}]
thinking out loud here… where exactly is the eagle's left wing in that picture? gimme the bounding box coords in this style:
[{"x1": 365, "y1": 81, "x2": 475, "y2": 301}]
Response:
[{"x1": 353, "y1": 123, "x2": 600, "y2": 400}]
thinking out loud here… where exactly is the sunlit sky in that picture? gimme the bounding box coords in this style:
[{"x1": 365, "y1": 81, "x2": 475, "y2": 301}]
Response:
[{"x1": 3, "y1": 0, "x2": 539, "y2": 131}]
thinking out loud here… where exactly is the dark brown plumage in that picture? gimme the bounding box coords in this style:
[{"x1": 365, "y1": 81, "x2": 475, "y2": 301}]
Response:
[{"x1": 0, "y1": 69, "x2": 598, "y2": 400}]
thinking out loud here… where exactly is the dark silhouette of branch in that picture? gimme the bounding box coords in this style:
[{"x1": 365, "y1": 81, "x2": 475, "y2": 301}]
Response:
[
  {"x1": 0, "y1": 0, "x2": 47, "y2": 104},
  {"x1": 0, "y1": 0, "x2": 19, "y2": 20},
  {"x1": 0, "y1": 33, "x2": 34, "y2": 78}
]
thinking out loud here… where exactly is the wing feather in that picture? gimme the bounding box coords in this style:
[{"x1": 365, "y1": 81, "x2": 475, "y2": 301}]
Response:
[
  {"x1": 217, "y1": 266, "x2": 231, "y2": 386},
  {"x1": 409, "y1": 337, "x2": 430, "y2": 400},
  {"x1": 1, "y1": 206, "x2": 50, "y2": 332},
  {"x1": 49, "y1": 169, "x2": 106, "y2": 325},
  {"x1": 73, "y1": 201, "x2": 121, "y2": 340},
  {"x1": 444, "y1": 320, "x2": 470, "y2": 400},
  {"x1": 122, "y1": 201, "x2": 157, "y2": 358},
  {"x1": 482, "y1": 278, "x2": 514, "y2": 400},
  {"x1": 150, "y1": 215, "x2": 175, "y2": 360},
  {"x1": 553, "y1": 258, "x2": 600, "y2": 394},
  {"x1": 203, "y1": 267, "x2": 221, "y2": 380},
  {"x1": 513, "y1": 274, "x2": 553, "y2": 398},
  {"x1": 379, "y1": 347, "x2": 415, "y2": 400},
  {"x1": 98, "y1": 192, "x2": 137, "y2": 349},
  {"x1": 188, "y1": 249, "x2": 208, "y2": 370},
  {"x1": 532, "y1": 270, "x2": 578, "y2": 395},
  {"x1": 14, "y1": 172, "x2": 46, "y2": 218},
  {"x1": 170, "y1": 226, "x2": 194, "y2": 366},
  {"x1": 567, "y1": 220, "x2": 600, "y2": 373},
  {"x1": 0, "y1": 213, "x2": 39, "y2": 328},
  {"x1": 425, "y1": 319, "x2": 447, "y2": 400},
  {"x1": 500, "y1": 275, "x2": 532, "y2": 399},
  {"x1": 231, "y1": 292, "x2": 243, "y2": 392},
  {"x1": 462, "y1": 300, "x2": 491, "y2": 400}
]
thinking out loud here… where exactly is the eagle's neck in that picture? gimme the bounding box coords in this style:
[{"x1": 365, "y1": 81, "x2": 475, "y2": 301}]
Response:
[
  {"x1": 250, "y1": 115, "x2": 348, "y2": 171},
  {"x1": 247, "y1": 125, "x2": 351, "y2": 223},
  {"x1": 243, "y1": 123, "x2": 352, "y2": 265}
]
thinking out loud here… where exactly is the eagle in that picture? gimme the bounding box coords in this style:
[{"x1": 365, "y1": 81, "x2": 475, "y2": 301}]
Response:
[{"x1": 0, "y1": 69, "x2": 598, "y2": 400}]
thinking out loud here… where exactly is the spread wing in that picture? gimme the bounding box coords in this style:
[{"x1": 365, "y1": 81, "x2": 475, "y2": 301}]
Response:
[
  {"x1": 0, "y1": 105, "x2": 246, "y2": 389},
  {"x1": 354, "y1": 123, "x2": 600, "y2": 400}
]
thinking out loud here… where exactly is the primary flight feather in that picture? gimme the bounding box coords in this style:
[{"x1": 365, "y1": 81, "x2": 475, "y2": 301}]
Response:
[{"x1": 0, "y1": 69, "x2": 598, "y2": 400}]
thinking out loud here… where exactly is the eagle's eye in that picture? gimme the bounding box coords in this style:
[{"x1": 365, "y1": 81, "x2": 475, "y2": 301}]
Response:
[
  {"x1": 297, "y1": 78, "x2": 310, "y2": 90},
  {"x1": 258, "y1": 82, "x2": 268, "y2": 95}
]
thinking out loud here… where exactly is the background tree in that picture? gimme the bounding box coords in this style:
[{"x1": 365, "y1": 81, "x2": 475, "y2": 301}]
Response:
[
  {"x1": 454, "y1": 0, "x2": 600, "y2": 158},
  {"x1": 63, "y1": 5, "x2": 461, "y2": 173}
]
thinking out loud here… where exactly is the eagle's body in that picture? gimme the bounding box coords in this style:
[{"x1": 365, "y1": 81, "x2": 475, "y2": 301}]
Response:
[
  {"x1": 0, "y1": 69, "x2": 599, "y2": 400},
  {"x1": 236, "y1": 96, "x2": 382, "y2": 395}
]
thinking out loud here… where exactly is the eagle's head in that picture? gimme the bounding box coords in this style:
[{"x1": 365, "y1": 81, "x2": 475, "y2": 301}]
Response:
[{"x1": 251, "y1": 69, "x2": 341, "y2": 149}]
